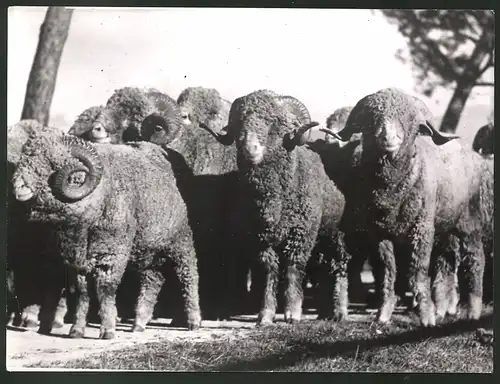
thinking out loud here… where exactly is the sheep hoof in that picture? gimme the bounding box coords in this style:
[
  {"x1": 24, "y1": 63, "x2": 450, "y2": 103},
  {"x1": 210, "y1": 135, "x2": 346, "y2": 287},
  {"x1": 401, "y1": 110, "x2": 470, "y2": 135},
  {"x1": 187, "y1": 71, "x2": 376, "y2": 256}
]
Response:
[
  {"x1": 132, "y1": 324, "x2": 146, "y2": 332},
  {"x1": 52, "y1": 319, "x2": 65, "y2": 329},
  {"x1": 187, "y1": 322, "x2": 201, "y2": 331},
  {"x1": 331, "y1": 312, "x2": 348, "y2": 323},
  {"x1": 256, "y1": 321, "x2": 274, "y2": 328},
  {"x1": 69, "y1": 326, "x2": 85, "y2": 339},
  {"x1": 419, "y1": 312, "x2": 436, "y2": 327},
  {"x1": 285, "y1": 318, "x2": 300, "y2": 325},
  {"x1": 99, "y1": 330, "x2": 116, "y2": 339},
  {"x1": 23, "y1": 318, "x2": 40, "y2": 329}
]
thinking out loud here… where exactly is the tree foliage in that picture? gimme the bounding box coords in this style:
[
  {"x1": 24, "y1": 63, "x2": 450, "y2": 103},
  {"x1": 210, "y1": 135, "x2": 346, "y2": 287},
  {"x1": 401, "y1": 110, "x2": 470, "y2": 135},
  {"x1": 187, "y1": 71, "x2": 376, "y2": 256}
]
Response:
[
  {"x1": 381, "y1": 10, "x2": 494, "y2": 133},
  {"x1": 21, "y1": 7, "x2": 73, "y2": 126}
]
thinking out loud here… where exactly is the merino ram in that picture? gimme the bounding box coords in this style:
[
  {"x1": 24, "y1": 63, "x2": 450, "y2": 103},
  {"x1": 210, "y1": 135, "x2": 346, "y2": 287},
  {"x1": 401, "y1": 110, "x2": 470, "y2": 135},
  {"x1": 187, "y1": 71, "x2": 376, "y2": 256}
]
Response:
[
  {"x1": 140, "y1": 88, "x2": 253, "y2": 320},
  {"x1": 198, "y1": 90, "x2": 348, "y2": 325},
  {"x1": 7, "y1": 120, "x2": 69, "y2": 329},
  {"x1": 306, "y1": 88, "x2": 493, "y2": 326},
  {"x1": 12, "y1": 126, "x2": 201, "y2": 339}
]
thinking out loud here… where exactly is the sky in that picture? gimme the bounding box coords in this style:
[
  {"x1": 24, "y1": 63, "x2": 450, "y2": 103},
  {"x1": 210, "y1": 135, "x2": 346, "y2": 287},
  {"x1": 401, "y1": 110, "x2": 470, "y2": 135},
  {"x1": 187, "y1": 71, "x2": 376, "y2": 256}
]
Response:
[{"x1": 8, "y1": 7, "x2": 494, "y2": 138}]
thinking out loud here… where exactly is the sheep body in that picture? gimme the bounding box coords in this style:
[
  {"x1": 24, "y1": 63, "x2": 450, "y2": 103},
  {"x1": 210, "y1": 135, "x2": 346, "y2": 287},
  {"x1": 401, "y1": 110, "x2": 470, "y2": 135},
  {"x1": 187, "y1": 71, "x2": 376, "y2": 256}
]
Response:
[
  {"x1": 332, "y1": 88, "x2": 493, "y2": 326},
  {"x1": 12, "y1": 128, "x2": 201, "y2": 339},
  {"x1": 141, "y1": 89, "x2": 252, "y2": 320}
]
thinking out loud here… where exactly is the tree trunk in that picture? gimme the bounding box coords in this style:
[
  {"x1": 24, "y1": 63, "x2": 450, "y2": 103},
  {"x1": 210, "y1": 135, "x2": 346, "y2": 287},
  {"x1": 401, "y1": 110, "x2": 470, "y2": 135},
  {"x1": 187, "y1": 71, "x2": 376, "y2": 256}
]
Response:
[
  {"x1": 439, "y1": 81, "x2": 475, "y2": 133},
  {"x1": 21, "y1": 7, "x2": 73, "y2": 126}
]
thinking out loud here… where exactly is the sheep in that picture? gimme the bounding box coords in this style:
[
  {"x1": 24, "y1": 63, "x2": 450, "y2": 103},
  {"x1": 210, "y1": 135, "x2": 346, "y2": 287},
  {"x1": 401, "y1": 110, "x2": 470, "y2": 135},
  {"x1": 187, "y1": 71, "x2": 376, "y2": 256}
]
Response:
[
  {"x1": 68, "y1": 87, "x2": 177, "y2": 144},
  {"x1": 140, "y1": 90, "x2": 255, "y2": 320},
  {"x1": 312, "y1": 88, "x2": 493, "y2": 326},
  {"x1": 12, "y1": 127, "x2": 201, "y2": 339},
  {"x1": 176, "y1": 86, "x2": 231, "y2": 133},
  {"x1": 198, "y1": 90, "x2": 348, "y2": 325},
  {"x1": 472, "y1": 122, "x2": 494, "y2": 157},
  {"x1": 7, "y1": 120, "x2": 70, "y2": 329}
]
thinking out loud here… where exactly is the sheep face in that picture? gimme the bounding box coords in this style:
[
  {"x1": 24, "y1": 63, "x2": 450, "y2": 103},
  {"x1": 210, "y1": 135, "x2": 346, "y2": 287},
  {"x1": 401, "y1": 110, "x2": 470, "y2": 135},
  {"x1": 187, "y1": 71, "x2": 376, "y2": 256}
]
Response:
[
  {"x1": 229, "y1": 93, "x2": 296, "y2": 166},
  {"x1": 177, "y1": 87, "x2": 225, "y2": 131},
  {"x1": 68, "y1": 106, "x2": 105, "y2": 141},
  {"x1": 336, "y1": 88, "x2": 459, "y2": 162},
  {"x1": 106, "y1": 87, "x2": 156, "y2": 141},
  {"x1": 12, "y1": 129, "x2": 104, "y2": 223}
]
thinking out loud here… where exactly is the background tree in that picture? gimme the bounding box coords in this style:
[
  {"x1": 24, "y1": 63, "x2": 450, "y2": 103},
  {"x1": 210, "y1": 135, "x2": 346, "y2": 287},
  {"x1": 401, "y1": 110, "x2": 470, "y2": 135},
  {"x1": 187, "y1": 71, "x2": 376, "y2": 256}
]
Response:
[
  {"x1": 380, "y1": 10, "x2": 494, "y2": 133},
  {"x1": 21, "y1": 6, "x2": 73, "y2": 126}
]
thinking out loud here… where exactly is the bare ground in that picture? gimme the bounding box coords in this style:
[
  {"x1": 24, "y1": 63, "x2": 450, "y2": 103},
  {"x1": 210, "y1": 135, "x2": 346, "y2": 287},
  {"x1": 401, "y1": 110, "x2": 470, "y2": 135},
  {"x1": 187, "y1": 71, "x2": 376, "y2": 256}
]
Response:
[{"x1": 6, "y1": 310, "x2": 388, "y2": 371}]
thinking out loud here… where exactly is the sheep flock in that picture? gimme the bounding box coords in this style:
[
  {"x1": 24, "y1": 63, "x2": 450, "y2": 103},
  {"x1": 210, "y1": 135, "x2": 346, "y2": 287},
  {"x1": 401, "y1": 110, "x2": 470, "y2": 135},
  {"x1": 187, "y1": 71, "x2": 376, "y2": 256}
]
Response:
[{"x1": 7, "y1": 85, "x2": 494, "y2": 342}]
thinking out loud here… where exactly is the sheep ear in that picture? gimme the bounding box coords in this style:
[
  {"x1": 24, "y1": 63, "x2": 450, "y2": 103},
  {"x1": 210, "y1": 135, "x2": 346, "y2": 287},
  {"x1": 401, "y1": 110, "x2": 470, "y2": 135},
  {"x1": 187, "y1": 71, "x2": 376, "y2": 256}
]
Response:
[{"x1": 418, "y1": 120, "x2": 460, "y2": 145}]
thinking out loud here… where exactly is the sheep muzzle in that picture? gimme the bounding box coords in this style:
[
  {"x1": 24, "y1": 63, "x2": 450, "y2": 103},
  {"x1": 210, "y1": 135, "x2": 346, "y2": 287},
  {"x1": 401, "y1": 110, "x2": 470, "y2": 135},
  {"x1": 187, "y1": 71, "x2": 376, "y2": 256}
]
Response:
[{"x1": 13, "y1": 176, "x2": 34, "y2": 202}]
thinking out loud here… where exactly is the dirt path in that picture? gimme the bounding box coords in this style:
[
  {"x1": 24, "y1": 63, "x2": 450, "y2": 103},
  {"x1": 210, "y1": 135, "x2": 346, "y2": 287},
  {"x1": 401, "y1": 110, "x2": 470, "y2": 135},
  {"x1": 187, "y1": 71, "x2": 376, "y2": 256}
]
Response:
[
  {"x1": 6, "y1": 316, "x2": 260, "y2": 370},
  {"x1": 6, "y1": 310, "x2": 385, "y2": 371},
  {"x1": 7, "y1": 272, "x2": 379, "y2": 370}
]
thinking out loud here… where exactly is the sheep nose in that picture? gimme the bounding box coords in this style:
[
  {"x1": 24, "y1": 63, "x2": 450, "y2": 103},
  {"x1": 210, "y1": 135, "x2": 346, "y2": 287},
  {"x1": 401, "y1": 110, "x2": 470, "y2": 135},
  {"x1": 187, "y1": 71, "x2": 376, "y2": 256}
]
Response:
[{"x1": 94, "y1": 125, "x2": 103, "y2": 132}]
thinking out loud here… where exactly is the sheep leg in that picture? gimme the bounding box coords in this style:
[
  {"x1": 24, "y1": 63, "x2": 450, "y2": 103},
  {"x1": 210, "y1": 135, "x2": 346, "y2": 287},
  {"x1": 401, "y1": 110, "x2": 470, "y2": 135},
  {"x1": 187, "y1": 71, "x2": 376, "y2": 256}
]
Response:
[
  {"x1": 375, "y1": 239, "x2": 398, "y2": 323},
  {"x1": 461, "y1": 235, "x2": 485, "y2": 320},
  {"x1": 407, "y1": 229, "x2": 436, "y2": 327},
  {"x1": 257, "y1": 247, "x2": 279, "y2": 326},
  {"x1": 68, "y1": 273, "x2": 91, "y2": 339},
  {"x1": 432, "y1": 235, "x2": 460, "y2": 320},
  {"x1": 38, "y1": 267, "x2": 67, "y2": 335},
  {"x1": 171, "y1": 244, "x2": 202, "y2": 331},
  {"x1": 133, "y1": 269, "x2": 165, "y2": 332},
  {"x1": 17, "y1": 305, "x2": 40, "y2": 329},
  {"x1": 330, "y1": 231, "x2": 351, "y2": 321},
  {"x1": 52, "y1": 291, "x2": 69, "y2": 328},
  {"x1": 94, "y1": 259, "x2": 128, "y2": 340},
  {"x1": 283, "y1": 262, "x2": 306, "y2": 324}
]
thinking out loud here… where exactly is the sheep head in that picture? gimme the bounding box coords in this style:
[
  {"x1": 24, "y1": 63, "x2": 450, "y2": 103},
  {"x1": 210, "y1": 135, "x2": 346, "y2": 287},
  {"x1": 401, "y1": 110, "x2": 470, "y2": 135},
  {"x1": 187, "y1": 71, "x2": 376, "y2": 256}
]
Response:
[
  {"x1": 334, "y1": 88, "x2": 460, "y2": 161},
  {"x1": 13, "y1": 127, "x2": 104, "y2": 213},
  {"x1": 199, "y1": 90, "x2": 318, "y2": 165},
  {"x1": 105, "y1": 86, "x2": 157, "y2": 141},
  {"x1": 141, "y1": 92, "x2": 183, "y2": 147},
  {"x1": 176, "y1": 87, "x2": 228, "y2": 131}
]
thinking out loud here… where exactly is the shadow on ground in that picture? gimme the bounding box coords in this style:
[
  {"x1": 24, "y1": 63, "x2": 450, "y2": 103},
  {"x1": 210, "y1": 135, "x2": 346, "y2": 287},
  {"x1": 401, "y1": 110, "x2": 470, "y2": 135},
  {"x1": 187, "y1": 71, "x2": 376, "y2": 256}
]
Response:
[{"x1": 212, "y1": 314, "x2": 493, "y2": 372}]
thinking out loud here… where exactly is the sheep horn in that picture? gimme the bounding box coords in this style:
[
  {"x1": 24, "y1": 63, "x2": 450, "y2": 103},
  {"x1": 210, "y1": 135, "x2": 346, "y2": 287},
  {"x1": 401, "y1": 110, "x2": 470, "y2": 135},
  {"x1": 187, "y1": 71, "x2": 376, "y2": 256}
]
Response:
[
  {"x1": 52, "y1": 135, "x2": 104, "y2": 202},
  {"x1": 319, "y1": 127, "x2": 343, "y2": 140},
  {"x1": 198, "y1": 123, "x2": 235, "y2": 146},
  {"x1": 419, "y1": 120, "x2": 460, "y2": 145},
  {"x1": 275, "y1": 95, "x2": 312, "y2": 125},
  {"x1": 148, "y1": 92, "x2": 183, "y2": 129}
]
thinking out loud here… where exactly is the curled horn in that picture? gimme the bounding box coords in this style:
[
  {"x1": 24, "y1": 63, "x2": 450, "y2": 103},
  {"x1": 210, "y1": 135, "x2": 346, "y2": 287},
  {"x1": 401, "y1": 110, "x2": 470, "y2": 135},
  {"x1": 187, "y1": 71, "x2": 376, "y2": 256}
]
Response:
[
  {"x1": 276, "y1": 95, "x2": 312, "y2": 125},
  {"x1": 276, "y1": 96, "x2": 321, "y2": 149},
  {"x1": 148, "y1": 92, "x2": 183, "y2": 129},
  {"x1": 199, "y1": 122, "x2": 235, "y2": 146},
  {"x1": 52, "y1": 135, "x2": 104, "y2": 202},
  {"x1": 418, "y1": 120, "x2": 460, "y2": 145}
]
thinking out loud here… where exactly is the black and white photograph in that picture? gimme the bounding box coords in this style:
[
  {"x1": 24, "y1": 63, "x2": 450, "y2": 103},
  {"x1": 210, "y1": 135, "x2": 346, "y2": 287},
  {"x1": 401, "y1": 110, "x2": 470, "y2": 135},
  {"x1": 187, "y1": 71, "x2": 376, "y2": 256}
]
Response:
[{"x1": 6, "y1": 6, "x2": 494, "y2": 372}]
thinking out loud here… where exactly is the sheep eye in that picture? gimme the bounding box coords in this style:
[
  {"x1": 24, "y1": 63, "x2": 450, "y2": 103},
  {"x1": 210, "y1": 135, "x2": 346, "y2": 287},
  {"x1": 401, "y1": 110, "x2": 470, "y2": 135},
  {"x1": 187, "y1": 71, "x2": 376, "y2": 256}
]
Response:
[{"x1": 154, "y1": 125, "x2": 163, "y2": 133}]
